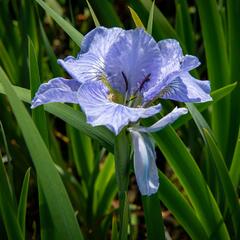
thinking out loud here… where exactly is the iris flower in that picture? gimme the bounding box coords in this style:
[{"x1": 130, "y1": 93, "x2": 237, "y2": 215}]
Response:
[{"x1": 32, "y1": 27, "x2": 212, "y2": 195}]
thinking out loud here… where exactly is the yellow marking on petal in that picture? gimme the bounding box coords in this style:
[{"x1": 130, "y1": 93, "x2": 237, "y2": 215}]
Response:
[{"x1": 100, "y1": 75, "x2": 124, "y2": 104}]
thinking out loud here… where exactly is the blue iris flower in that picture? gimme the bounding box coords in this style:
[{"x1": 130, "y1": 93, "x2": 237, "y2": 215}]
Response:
[{"x1": 32, "y1": 27, "x2": 212, "y2": 196}]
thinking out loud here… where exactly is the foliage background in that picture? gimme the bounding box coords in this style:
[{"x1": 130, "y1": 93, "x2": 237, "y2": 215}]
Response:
[{"x1": 0, "y1": 0, "x2": 239, "y2": 239}]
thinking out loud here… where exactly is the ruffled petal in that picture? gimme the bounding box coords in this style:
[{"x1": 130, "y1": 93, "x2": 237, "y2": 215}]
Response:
[
  {"x1": 105, "y1": 28, "x2": 162, "y2": 95},
  {"x1": 131, "y1": 107, "x2": 188, "y2": 133},
  {"x1": 80, "y1": 26, "x2": 123, "y2": 56},
  {"x1": 158, "y1": 39, "x2": 183, "y2": 75},
  {"x1": 159, "y1": 73, "x2": 212, "y2": 103},
  {"x1": 31, "y1": 78, "x2": 81, "y2": 108},
  {"x1": 57, "y1": 27, "x2": 123, "y2": 84},
  {"x1": 181, "y1": 55, "x2": 200, "y2": 72},
  {"x1": 77, "y1": 81, "x2": 162, "y2": 135},
  {"x1": 129, "y1": 130, "x2": 159, "y2": 196},
  {"x1": 158, "y1": 39, "x2": 200, "y2": 73},
  {"x1": 57, "y1": 52, "x2": 105, "y2": 83}
]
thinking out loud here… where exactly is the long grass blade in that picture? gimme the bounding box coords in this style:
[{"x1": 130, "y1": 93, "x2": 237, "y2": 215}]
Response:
[
  {"x1": 86, "y1": 0, "x2": 100, "y2": 27},
  {"x1": 195, "y1": 0, "x2": 230, "y2": 157},
  {"x1": 0, "y1": 153, "x2": 23, "y2": 240},
  {"x1": 158, "y1": 171, "x2": 208, "y2": 240},
  {"x1": 227, "y1": 0, "x2": 240, "y2": 163},
  {"x1": 128, "y1": 6, "x2": 145, "y2": 29},
  {"x1": 229, "y1": 128, "x2": 240, "y2": 188},
  {"x1": 0, "y1": 67, "x2": 84, "y2": 240},
  {"x1": 34, "y1": 0, "x2": 83, "y2": 46},
  {"x1": 0, "y1": 84, "x2": 114, "y2": 152},
  {"x1": 17, "y1": 168, "x2": 31, "y2": 238},
  {"x1": 153, "y1": 126, "x2": 230, "y2": 239},
  {"x1": 204, "y1": 129, "x2": 240, "y2": 238},
  {"x1": 146, "y1": 0, "x2": 155, "y2": 35},
  {"x1": 173, "y1": 82, "x2": 237, "y2": 129},
  {"x1": 28, "y1": 38, "x2": 49, "y2": 145}
]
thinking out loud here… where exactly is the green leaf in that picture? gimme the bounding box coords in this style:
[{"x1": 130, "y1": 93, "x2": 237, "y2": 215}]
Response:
[
  {"x1": 86, "y1": 0, "x2": 100, "y2": 27},
  {"x1": 139, "y1": 0, "x2": 178, "y2": 40},
  {"x1": 93, "y1": 154, "x2": 117, "y2": 222},
  {"x1": 114, "y1": 132, "x2": 130, "y2": 240},
  {"x1": 39, "y1": 21, "x2": 63, "y2": 77},
  {"x1": 34, "y1": 0, "x2": 83, "y2": 46},
  {"x1": 227, "y1": 0, "x2": 240, "y2": 163},
  {"x1": 0, "y1": 84, "x2": 114, "y2": 152},
  {"x1": 0, "y1": 153, "x2": 23, "y2": 240},
  {"x1": 195, "y1": 0, "x2": 230, "y2": 156},
  {"x1": 186, "y1": 103, "x2": 212, "y2": 142},
  {"x1": 204, "y1": 128, "x2": 240, "y2": 238},
  {"x1": 0, "y1": 67, "x2": 84, "y2": 240},
  {"x1": 0, "y1": 40, "x2": 18, "y2": 84},
  {"x1": 87, "y1": 0, "x2": 123, "y2": 27},
  {"x1": 173, "y1": 82, "x2": 237, "y2": 129},
  {"x1": 146, "y1": 0, "x2": 155, "y2": 35},
  {"x1": 17, "y1": 168, "x2": 31, "y2": 238},
  {"x1": 28, "y1": 37, "x2": 49, "y2": 145},
  {"x1": 230, "y1": 128, "x2": 240, "y2": 189},
  {"x1": 153, "y1": 126, "x2": 230, "y2": 239},
  {"x1": 142, "y1": 194, "x2": 165, "y2": 240},
  {"x1": 38, "y1": 181, "x2": 56, "y2": 240},
  {"x1": 67, "y1": 122, "x2": 94, "y2": 184},
  {"x1": 158, "y1": 171, "x2": 208, "y2": 240},
  {"x1": 128, "y1": 6, "x2": 145, "y2": 29},
  {"x1": 119, "y1": 192, "x2": 129, "y2": 240},
  {"x1": 175, "y1": 0, "x2": 196, "y2": 54},
  {"x1": 111, "y1": 215, "x2": 119, "y2": 240}
]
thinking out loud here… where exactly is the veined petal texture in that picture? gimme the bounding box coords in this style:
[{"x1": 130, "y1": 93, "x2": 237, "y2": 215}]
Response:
[
  {"x1": 160, "y1": 73, "x2": 212, "y2": 103},
  {"x1": 129, "y1": 130, "x2": 159, "y2": 196},
  {"x1": 105, "y1": 28, "x2": 162, "y2": 95},
  {"x1": 80, "y1": 26, "x2": 123, "y2": 56},
  {"x1": 77, "y1": 81, "x2": 162, "y2": 135},
  {"x1": 143, "y1": 39, "x2": 210, "y2": 104},
  {"x1": 57, "y1": 53, "x2": 105, "y2": 83},
  {"x1": 31, "y1": 78, "x2": 81, "y2": 108},
  {"x1": 57, "y1": 27, "x2": 123, "y2": 85}
]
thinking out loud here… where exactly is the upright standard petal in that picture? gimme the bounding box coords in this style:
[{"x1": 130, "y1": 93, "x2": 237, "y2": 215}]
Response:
[
  {"x1": 80, "y1": 26, "x2": 123, "y2": 56},
  {"x1": 77, "y1": 81, "x2": 162, "y2": 135},
  {"x1": 131, "y1": 107, "x2": 188, "y2": 133},
  {"x1": 158, "y1": 39, "x2": 183, "y2": 74},
  {"x1": 129, "y1": 130, "x2": 159, "y2": 196},
  {"x1": 31, "y1": 78, "x2": 81, "y2": 108},
  {"x1": 105, "y1": 28, "x2": 162, "y2": 95}
]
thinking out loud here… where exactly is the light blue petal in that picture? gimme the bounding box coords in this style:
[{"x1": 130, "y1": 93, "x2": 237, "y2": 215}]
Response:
[
  {"x1": 31, "y1": 78, "x2": 81, "y2": 108},
  {"x1": 158, "y1": 39, "x2": 183, "y2": 75},
  {"x1": 57, "y1": 27, "x2": 123, "y2": 84},
  {"x1": 77, "y1": 81, "x2": 162, "y2": 135},
  {"x1": 129, "y1": 130, "x2": 159, "y2": 196},
  {"x1": 143, "y1": 39, "x2": 203, "y2": 103},
  {"x1": 160, "y1": 73, "x2": 212, "y2": 103},
  {"x1": 57, "y1": 52, "x2": 105, "y2": 83},
  {"x1": 80, "y1": 26, "x2": 123, "y2": 56},
  {"x1": 105, "y1": 28, "x2": 162, "y2": 95},
  {"x1": 158, "y1": 39, "x2": 200, "y2": 73},
  {"x1": 131, "y1": 107, "x2": 188, "y2": 133},
  {"x1": 181, "y1": 55, "x2": 200, "y2": 71}
]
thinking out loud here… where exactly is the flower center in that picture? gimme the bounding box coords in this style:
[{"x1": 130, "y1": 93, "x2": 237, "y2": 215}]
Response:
[{"x1": 102, "y1": 71, "x2": 151, "y2": 107}]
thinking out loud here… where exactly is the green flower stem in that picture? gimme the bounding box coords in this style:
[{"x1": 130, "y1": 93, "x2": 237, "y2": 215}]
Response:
[
  {"x1": 114, "y1": 130, "x2": 130, "y2": 240},
  {"x1": 142, "y1": 194, "x2": 166, "y2": 240}
]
